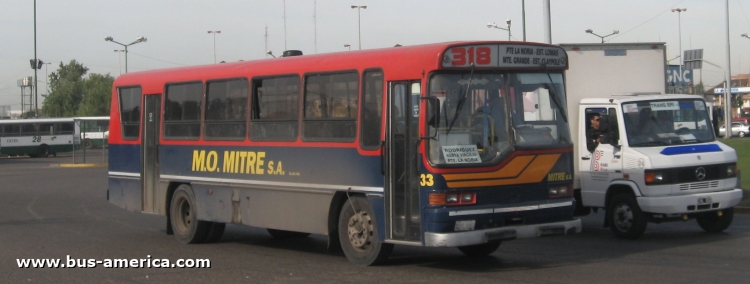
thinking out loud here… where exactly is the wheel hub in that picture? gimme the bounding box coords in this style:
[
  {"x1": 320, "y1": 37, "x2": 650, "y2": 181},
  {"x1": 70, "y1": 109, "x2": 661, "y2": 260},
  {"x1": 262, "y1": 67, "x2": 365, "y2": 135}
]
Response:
[
  {"x1": 613, "y1": 203, "x2": 633, "y2": 231},
  {"x1": 347, "y1": 211, "x2": 372, "y2": 249}
]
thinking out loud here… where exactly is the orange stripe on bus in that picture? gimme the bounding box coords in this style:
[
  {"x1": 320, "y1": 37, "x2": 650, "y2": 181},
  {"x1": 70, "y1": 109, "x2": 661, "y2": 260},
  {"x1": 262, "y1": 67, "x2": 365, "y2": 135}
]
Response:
[
  {"x1": 445, "y1": 154, "x2": 561, "y2": 188},
  {"x1": 443, "y1": 155, "x2": 534, "y2": 181}
]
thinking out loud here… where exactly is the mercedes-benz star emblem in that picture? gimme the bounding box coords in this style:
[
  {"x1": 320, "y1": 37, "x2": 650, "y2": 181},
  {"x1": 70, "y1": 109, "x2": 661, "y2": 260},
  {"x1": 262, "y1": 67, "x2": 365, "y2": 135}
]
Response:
[{"x1": 695, "y1": 167, "x2": 706, "y2": 181}]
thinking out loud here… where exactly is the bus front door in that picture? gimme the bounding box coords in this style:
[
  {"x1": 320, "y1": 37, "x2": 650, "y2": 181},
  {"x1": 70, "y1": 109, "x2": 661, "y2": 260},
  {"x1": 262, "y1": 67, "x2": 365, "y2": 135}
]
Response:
[
  {"x1": 386, "y1": 81, "x2": 421, "y2": 242},
  {"x1": 141, "y1": 94, "x2": 161, "y2": 213}
]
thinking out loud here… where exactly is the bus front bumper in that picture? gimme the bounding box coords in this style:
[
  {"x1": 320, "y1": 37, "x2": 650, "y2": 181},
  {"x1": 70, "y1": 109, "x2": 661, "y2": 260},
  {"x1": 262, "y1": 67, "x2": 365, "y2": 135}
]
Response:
[{"x1": 423, "y1": 218, "x2": 581, "y2": 247}]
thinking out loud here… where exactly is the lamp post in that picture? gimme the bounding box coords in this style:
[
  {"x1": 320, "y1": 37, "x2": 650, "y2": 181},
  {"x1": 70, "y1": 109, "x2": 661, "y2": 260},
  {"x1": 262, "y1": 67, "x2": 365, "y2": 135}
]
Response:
[
  {"x1": 351, "y1": 5, "x2": 367, "y2": 50},
  {"x1": 742, "y1": 33, "x2": 750, "y2": 40},
  {"x1": 208, "y1": 31, "x2": 221, "y2": 63},
  {"x1": 585, "y1": 29, "x2": 619, "y2": 43},
  {"x1": 104, "y1": 36, "x2": 147, "y2": 73},
  {"x1": 672, "y1": 8, "x2": 687, "y2": 93},
  {"x1": 487, "y1": 20, "x2": 512, "y2": 41},
  {"x1": 344, "y1": 44, "x2": 351, "y2": 51},
  {"x1": 114, "y1": 50, "x2": 125, "y2": 75}
]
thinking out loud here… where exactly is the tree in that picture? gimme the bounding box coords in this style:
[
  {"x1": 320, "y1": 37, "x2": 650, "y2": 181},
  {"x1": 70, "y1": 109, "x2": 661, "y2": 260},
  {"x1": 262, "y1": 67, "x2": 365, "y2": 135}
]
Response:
[
  {"x1": 78, "y1": 73, "x2": 114, "y2": 116},
  {"x1": 42, "y1": 60, "x2": 88, "y2": 117},
  {"x1": 41, "y1": 60, "x2": 114, "y2": 117}
]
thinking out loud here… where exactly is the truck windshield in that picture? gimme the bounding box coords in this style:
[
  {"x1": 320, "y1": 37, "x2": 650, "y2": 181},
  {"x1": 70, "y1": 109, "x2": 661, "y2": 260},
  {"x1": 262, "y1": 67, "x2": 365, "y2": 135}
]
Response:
[
  {"x1": 622, "y1": 99, "x2": 715, "y2": 147},
  {"x1": 427, "y1": 71, "x2": 571, "y2": 167}
]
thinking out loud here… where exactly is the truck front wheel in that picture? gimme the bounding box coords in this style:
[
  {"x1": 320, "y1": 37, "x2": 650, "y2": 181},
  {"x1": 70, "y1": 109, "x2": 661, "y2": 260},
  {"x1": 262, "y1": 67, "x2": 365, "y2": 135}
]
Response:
[
  {"x1": 696, "y1": 208, "x2": 734, "y2": 233},
  {"x1": 608, "y1": 193, "x2": 647, "y2": 240}
]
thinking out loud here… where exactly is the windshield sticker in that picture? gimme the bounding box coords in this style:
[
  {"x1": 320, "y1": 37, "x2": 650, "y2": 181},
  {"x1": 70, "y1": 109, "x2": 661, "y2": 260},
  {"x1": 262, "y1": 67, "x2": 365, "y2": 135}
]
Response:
[
  {"x1": 623, "y1": 103, "x2": 638, "y2": 113},
  {"x1": 650, "y1": 101, "x2": 680, "y2": 111},
  {"x1": 441, "y1": 145, "x2": 481, "y2": 164}
]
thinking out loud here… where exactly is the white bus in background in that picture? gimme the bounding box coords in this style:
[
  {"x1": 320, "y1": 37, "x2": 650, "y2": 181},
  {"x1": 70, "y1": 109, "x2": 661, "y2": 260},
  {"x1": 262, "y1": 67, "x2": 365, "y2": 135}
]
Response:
[
  {"x1": 0, "y1": 118, "x2": 77, "y2": 157},
  {"x1": 76, "y1": 116, "x2": 110, "y2": 149}
]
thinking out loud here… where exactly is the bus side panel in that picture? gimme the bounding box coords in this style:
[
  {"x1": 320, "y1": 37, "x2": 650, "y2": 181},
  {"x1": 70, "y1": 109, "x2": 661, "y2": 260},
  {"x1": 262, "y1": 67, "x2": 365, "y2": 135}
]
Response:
[
  {"x1": 108, "y1": 143, "x2": 142, "y2": 211},
  {"x1": 368, "y1": 195, "x2": 387, "y2": 242},
  {"x1": 192, "y1": 184, "x2": 234, "y2": 224},
  {"x1": 109, "y1": 143, "x2": 141, "y2": 173},
  {"x1": 108, "y1": 178, "x2": 142, "y2": 212},
  {"x1": 242, "y1": 189, "x2": 333, "y2": 235}
]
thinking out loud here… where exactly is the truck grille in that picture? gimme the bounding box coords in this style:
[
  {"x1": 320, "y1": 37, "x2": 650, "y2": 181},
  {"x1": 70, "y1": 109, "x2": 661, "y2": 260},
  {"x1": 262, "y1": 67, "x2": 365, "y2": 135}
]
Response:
[{"x1": 679, "y1": 181, "x2": 719, "y2": 191}]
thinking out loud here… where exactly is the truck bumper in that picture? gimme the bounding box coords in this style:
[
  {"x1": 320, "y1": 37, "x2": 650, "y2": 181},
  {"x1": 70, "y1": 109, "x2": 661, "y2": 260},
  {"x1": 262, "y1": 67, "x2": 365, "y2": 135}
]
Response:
[
  {"x1": 423, "y1": 218, "x2": 581, "y2": 247},
  {"x1": 637, "y1": 189, "x2": 743, "y2": 214}
]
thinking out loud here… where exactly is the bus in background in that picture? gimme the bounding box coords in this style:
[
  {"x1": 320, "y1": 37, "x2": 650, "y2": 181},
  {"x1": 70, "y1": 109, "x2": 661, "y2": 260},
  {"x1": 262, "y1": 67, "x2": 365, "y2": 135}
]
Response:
[
  {"x1": 76, "y1": 116, "x2": 110, "y2": 149},
  {"x1": 107, "y1": 41, "x2": 581, "y2": 266},
  {"x1": 0, "y1": 118, "x2": 76, "y2": 157}
]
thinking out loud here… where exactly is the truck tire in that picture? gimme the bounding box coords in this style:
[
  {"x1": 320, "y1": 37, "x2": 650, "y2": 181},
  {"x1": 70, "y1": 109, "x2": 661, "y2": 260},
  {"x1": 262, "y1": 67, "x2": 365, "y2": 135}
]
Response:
[
  {"x1": 338, "y1": 195, "x2": 393, "y2": 266},
  {"x1": 696, "y1": 208, "x2": 734, "y2": 233},
  {"x1": 608, "y1": 193, "x2": 647, "y2": 240},
  {"x1": 458, "y1": 241, "x2": 502, "y2": 257}
]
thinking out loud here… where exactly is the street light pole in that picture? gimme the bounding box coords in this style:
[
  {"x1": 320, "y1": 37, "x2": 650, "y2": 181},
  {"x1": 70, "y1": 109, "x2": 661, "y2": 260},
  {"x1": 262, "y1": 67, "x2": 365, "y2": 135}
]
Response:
[
  {"x1": 585, "y1": 29, "x2": 619, "y2": 43},
  {"x1": 34, "y1": 0, "x2": 38, "y2": 116},
  {"x1": 351, "y1": 5, "x2": 367, "y2": 50},
  {"x1": 208, "y1": 31, "x2": 221, "y2": 63},
  {"x1": 672, "y1": 8, "x2": 687, "y2": 93},
  {"x1": 104, "y1": 36, "x2": 147, "y2": 73},
  {"x1": 114, "y1": 50, "x2": 125, "y2": 75},
  {"x1": 487, "y1": 20, "x2": 512, "y2": 41}
]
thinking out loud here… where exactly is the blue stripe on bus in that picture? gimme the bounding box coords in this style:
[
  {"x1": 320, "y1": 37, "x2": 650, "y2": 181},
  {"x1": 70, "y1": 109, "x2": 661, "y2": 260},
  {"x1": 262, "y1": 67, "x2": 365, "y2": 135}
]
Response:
[
  {"x1": 109, "y1": 144, "x2": 141, "y2": 173},
  {"x1": 660, "y1": 144, "x2": 722, "y2": 155}
]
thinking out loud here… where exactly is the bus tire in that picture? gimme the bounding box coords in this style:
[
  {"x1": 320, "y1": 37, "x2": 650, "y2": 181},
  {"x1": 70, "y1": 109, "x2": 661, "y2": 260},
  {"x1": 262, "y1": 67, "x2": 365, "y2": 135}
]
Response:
[
  {"x1": 170, "y1": 184, "x2": 210, "y2": 244},
  {"x1": 84, "y1": 139, "x2": 94, "y2": 149},
  {"x1": 37, "y1": 144, "x2": 50, "y2": 158},
  {"x1": 338, "y1": 195, "x2": 393, "y2": 266},
  {"x1": 697, "y1": 208, "x2": 734, "y2": 233},
  {"x1": 267, "y1": 229, "x2": 311, "y2": 239},
  {"x1": 608, "y1": 193, "x2": 647, "y2": 240},
  {"x1": 458, "y1": 241, "x2": 502, "y2": 257},
  {"x1": 203, "y1": 222, "x2": 226, "y2": 243}
]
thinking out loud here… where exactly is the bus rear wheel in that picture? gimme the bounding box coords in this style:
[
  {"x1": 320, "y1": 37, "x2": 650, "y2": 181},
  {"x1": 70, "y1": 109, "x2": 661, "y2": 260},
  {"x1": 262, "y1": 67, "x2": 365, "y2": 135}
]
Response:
[
  {"x1": 84, "y1": 139, "x2": 94, "y2": 149},
  {"x1": 338, "y1": 195, "x2": 392, "y2": 266},
  {"x1": 170, "y1": 184, "x2": 210, "y2": 244},
  {"x1": 697, "y1": 208, "x2": 734, "y2": 233},
  {"x1": 35, "y1": 144, "x2": 50, "y2": 158}
]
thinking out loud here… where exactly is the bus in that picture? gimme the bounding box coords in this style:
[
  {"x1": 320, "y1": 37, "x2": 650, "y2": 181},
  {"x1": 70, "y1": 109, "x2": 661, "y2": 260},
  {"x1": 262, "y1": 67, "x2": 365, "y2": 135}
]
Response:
[
  {"x1": 107, "y1": 41, "x2": 581, "y2": 265},
  {"x1": 77, "y1": 116, "x2": 110, "y2": 148},
  {"x1": 0, "y1": 117, "x2": 76, "y2": 157}
]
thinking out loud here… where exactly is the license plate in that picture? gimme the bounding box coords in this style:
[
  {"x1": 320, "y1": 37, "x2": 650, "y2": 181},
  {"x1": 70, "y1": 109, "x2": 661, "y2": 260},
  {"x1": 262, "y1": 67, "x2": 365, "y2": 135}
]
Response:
[
  {"x1": 454, "y1": 220, "x2": 476, "y2": 231},
  {"x1": 698, "y1": 197, "x2": 712, "y2": 205}
]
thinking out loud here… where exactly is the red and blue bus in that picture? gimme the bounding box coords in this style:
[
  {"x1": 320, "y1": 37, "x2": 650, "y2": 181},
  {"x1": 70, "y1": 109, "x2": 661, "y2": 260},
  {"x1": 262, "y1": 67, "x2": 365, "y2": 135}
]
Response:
[{"x1": 108, "y1": 41, "x2": 580, "y2": 265}]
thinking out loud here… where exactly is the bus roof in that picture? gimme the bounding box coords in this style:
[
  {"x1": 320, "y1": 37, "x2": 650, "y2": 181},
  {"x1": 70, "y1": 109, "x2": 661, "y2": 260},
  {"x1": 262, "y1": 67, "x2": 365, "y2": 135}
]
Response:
[{"x1": 113, "y1": 41, "x2": 567, "y2": 94}]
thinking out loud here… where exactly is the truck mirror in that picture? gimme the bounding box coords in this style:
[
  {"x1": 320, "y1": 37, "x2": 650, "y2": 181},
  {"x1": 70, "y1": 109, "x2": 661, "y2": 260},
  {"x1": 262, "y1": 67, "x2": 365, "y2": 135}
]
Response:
[{"x1": 421, "y1": 96, "x2": 440, "y2": 140}]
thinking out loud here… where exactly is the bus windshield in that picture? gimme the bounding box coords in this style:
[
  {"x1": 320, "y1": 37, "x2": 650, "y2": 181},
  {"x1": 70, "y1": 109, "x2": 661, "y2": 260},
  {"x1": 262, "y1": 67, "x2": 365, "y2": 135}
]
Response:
[
  {"x1": 427, "y1": 71, "x2": 571, "y2": 167},
  {"x1": 622, "y1": 99, "x2": 715, "y2": 147}
]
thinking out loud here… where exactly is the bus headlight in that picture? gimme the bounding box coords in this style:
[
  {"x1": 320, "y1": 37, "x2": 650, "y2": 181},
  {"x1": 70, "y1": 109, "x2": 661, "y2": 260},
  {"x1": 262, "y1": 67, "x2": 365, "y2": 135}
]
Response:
[
  {"x1": 548, "y1": 184, "x2": 572, "y2": 197},
  {"x1": 428, "y1": 192, "x2": 476, "y2": 206}
]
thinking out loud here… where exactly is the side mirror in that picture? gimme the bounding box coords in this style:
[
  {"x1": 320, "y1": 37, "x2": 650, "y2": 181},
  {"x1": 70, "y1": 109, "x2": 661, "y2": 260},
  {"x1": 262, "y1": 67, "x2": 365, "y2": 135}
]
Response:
[{"x1": 421, "y1": 96, "x2": 440, "y2": 140}]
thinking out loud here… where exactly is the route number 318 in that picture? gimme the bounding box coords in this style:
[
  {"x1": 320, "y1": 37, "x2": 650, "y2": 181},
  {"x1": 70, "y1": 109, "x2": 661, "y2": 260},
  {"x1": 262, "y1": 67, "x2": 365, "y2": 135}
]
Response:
[{"x1": 451, "y1": 47, "x2": 492, "y2": 66}]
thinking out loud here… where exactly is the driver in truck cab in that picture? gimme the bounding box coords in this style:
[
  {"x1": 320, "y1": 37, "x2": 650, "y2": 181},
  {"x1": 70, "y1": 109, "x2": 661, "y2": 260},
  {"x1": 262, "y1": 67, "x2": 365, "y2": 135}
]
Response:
[{"x1": 586, "y1": 113, "x2": 601, "y2": 152}]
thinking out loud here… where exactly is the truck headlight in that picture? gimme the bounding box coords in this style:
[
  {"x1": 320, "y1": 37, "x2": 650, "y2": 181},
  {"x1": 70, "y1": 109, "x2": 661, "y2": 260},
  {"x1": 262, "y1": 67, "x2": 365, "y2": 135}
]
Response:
[{"x1": 645, "y1": 171, "x2": 666, "y2": 184}]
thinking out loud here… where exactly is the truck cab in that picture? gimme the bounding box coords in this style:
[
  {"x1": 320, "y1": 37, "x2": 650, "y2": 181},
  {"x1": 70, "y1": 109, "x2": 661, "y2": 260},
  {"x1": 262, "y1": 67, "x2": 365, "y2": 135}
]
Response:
[{"x1": 574, "y1": 94, "x2": 742, "y2": 239}]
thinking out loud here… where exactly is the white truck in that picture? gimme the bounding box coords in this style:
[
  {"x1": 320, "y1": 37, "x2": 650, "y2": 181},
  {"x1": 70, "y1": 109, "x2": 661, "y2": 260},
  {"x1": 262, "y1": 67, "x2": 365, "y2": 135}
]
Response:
[{"x1": 561, "y1": 43, "x2": 743, "y2": 239}]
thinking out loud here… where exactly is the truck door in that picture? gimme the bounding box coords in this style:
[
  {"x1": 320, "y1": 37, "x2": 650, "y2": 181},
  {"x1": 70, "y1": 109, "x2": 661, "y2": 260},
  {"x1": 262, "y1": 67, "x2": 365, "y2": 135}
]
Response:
[
  {"x1": 385, "y1": 81, "x2": 421, "y2": 242},
  {"x1": 579, "y1": 107, "x2": 622, "y2": 207}
]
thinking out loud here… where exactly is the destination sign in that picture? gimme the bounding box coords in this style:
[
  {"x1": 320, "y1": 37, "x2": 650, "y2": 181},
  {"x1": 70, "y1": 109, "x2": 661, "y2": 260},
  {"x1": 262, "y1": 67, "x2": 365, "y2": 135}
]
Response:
[{"x1": 442, "y1": 44, "x2": 567, "y2": 68}]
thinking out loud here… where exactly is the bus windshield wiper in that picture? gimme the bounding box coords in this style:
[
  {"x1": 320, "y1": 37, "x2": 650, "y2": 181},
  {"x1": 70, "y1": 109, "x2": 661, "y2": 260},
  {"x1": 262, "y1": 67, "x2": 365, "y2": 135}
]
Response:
[
  {"x1": 446, "y1": 63, "x2": 475, "y2": 134},
  {"x1": 541, "y1": 64, "x2": 567, "y2": 123}
]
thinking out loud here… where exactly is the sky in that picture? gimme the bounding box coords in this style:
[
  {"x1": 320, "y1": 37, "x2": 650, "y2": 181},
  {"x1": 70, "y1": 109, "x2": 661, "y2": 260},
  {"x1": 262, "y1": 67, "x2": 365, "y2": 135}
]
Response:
[{"x1": 2, "y1": 0, "x2": 750, "y2": 111}]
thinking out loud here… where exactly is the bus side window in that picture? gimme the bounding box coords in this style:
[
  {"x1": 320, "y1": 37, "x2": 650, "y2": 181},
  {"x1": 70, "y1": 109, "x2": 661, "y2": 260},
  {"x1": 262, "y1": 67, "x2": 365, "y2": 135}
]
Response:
[
  {"x1": 119, "y1": 87, "x2": 142, "y2": 140},
  {"x1": 205, "y1": 79, "x2": 248, "y2": 140},
  {"x1": 250, "y1": 75, "x2": 300, "y2": 141},
  {"x1": 360, "y1": 70, "x2": 383, "y2": 149},
  {"x1": 303, "y1": 72, "x2": 358, "y2": 142},
  {"x1": 164, "y1": 82, "x2": 202, "y2": 140}
]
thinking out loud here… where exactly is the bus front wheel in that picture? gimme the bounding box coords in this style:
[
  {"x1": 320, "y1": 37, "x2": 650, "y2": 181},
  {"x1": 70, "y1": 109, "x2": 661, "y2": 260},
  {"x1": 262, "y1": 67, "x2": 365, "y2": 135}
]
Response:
[
  {"x1": 338, "y1": 195, "x2": 393, "y2": 266},
  {"x1": 35, "y1": 144, "x2": 50, "y2": 158},
  {"x1": 170, "y1": 184, "x2": 210, "y2": 244}
]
